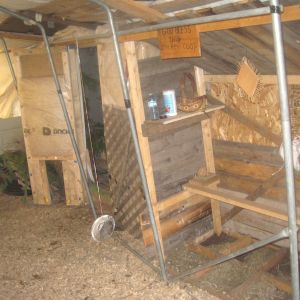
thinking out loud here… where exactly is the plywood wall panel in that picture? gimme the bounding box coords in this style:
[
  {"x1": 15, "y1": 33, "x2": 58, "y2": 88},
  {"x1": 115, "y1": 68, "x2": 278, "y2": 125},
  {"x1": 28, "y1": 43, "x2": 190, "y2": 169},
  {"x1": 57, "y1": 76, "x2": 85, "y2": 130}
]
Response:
[
  {"x1": 210, "y1": 82, "x2": 282, "y2": 146},
  {"x1": 19, "y1": 77, "x2": 74, "y2": 160}
]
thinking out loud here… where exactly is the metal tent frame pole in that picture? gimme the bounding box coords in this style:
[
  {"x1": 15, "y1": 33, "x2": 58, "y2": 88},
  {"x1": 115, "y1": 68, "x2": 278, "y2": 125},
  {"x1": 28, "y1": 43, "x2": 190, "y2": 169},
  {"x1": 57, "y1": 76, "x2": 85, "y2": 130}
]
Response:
[
  {"x1": 89, "y1": 1, "x2": 299, "y2": 294},
  {"x1": 0, "y1": 5, "x2": 98, "y2": 220},
  {"x1": 0, "y1": 37, "x2": 18, "y2": 90},
  {"x1": 270, "y1": 0, "x2": 300, "y2": 299},
  {"x1": 117, "y1": 6, "x2": 273, "y2": 36},
  {"x1": 0, "y1": 1, "x2": 298, "y2": 296},
  {"x1": 50, "y1": 6, "x2": 273, "y2": 45},
  {"x1": 89, "y1": 0, "x2": 168, "y2": 281},
  {"x1": 171, "y1": 227, "x2": 290, "y2": 281}
]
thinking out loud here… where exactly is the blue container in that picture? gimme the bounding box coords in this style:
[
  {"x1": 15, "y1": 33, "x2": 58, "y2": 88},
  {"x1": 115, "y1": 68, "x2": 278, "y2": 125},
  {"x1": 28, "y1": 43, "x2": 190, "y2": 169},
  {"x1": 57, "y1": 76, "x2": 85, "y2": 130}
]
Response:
[{"x1": 163, "y1": 90, "x2": 177, "y2": 117}]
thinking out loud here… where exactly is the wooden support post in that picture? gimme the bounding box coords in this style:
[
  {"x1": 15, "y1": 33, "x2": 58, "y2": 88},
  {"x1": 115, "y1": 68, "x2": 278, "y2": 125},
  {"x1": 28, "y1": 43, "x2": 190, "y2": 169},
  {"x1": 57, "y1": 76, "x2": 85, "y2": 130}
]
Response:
[
  {"x1": 61, "y1": 50, "x2": 86, "y2": 206},
  {"x1": 62, "y1": 160, "x2": 85, "y2": 206},
  {"x1": 27, "y1": 159, "x2": 51, "y2": 205},
  {"x1": 194, "y1": 66, "x2": 222, "y2": 236},
  {"x1": 124, "y1": 41, "x2": 165, "y2": 256}
]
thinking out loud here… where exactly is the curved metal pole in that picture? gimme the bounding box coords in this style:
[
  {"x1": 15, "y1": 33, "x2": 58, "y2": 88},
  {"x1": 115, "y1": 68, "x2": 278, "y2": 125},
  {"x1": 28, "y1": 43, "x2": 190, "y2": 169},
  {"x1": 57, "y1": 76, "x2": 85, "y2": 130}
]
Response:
[
  {"x1": 0, "y1": 5, "x2": 98, "y2": 220},
  {"x1": 171, "y1": 227, "x2": 290, "y2": 281},
  {"x1": 51, "y1": 6, "x2": 272, "y2": 46},
  {"x1": 270, "y1": 1, "x2": 299, "y2": 299},
  {"x1": 89, "y1": 0, "x2": 168, "y2": 281},
  {"x1": 0, "y1": 37, "x2": 18, "y2": 90}
]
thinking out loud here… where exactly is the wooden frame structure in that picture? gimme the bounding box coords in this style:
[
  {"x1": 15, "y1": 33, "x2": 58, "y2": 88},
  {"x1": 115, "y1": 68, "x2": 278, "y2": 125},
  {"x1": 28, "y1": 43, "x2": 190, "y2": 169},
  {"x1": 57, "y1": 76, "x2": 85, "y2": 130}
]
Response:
[
  {"x1": 94, "y1": 4, "x2": 300, "y2": 254},
  {"x1": 1, "y1": 0, "x2": 299, "y2": 296},
  {"x1": 101, "y1": 4, "x2": 300, "y2": 257},
  {"x1": 16, "y1": 49, "x2": 87, "y2": 205}
]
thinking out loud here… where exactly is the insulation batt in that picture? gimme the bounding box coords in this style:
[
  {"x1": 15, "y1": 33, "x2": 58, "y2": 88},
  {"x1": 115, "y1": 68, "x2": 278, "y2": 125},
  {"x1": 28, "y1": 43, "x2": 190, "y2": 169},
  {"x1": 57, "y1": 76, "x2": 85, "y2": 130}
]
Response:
[{"x1": 279, "y1": 136, "x2": 300, "y2": 171}]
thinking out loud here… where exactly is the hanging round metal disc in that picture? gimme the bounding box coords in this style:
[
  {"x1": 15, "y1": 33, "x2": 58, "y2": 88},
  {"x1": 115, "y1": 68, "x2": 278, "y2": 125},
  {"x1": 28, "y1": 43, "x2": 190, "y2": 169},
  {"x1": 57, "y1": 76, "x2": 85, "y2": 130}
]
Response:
[{"x1": 91, "y1": 215, "x2": 115, "y2": 242}]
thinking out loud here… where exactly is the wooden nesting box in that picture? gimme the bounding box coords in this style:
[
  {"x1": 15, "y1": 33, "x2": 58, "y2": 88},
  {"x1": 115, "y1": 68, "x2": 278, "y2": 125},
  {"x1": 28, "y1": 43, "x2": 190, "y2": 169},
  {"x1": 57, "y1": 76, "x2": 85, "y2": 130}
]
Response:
[{"x1": 15, "y1": 48, "x2": 87, "y2": 205}]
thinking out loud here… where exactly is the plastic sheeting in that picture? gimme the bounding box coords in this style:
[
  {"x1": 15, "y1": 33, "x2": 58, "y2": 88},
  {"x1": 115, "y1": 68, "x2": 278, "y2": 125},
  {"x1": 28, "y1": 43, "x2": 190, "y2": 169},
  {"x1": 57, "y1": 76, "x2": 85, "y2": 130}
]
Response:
[{"x1": 0, "y1": 53, "x2": 20, "y2": 118}]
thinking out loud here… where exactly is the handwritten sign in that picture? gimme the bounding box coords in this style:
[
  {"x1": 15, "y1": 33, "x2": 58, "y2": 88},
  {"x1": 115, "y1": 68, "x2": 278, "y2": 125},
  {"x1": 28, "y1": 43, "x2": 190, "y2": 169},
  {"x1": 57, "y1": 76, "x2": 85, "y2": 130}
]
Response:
[{"x1": 158, "y1": 25, "x2": 201, "y2": 59}]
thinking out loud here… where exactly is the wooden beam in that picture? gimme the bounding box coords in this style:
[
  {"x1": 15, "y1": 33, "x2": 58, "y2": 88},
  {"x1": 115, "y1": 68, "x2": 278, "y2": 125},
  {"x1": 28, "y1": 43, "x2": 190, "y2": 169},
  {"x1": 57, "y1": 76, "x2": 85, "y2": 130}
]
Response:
[
  {"x1": 61, "y1": 49, "x2": 86, "y2": 206},
  {"x1": 0, "y1": 31, "x2": 43, "y2": 41},
  {"x1": 261, "y1": 248, "x2": 288, "y2": 272},
  {"x1": 262, "y1": 273, "x2": 292, "y2": 294},
  {"x1": 119, "y1": 5, "x2": 300, "y2": 42},
  {"x1": 22, "y1": 10, "x2": 99, "y2": 29},
  {"x1": 193, "y1": 229, "x2": 215, "y2": 245},
  {"x1": 141, "y1": 201, "x2": 211, "y2": 246},
  {"x1": 195, "y1": 66, "x2": 222, "y2": 236},
  {"x1": 219, "y1": 235, "x2": 253, "y2": 256},
  {"x1": 189, "y1": 243, "x2": 218, "y2": 259},
  {"x1": 213, "y1": 139, "x2": 282, "y2": 167},
  {"x1": 230, "y1": 248, "x2": 289, "y2": 297},
  {"x1": 217, "y1": 171, "x2": 300, "y2": 203},
  {"x1": 222, "y1": 167, "x2": 285, "y2": 224},
  {"x1": 184, "y1": 183, "x2": 300, "y2": 225},
  {"x1": 157, "y1": 191, "x2": 191, "y2": 212},
  {"x1": 104, "y1": 0, "x2": 166, "y2": 23},
  {"x1": 204, "y1": 75, "x2": 300, "y2": 85},
  {"x1": 215, "y1": 158, "x2": 280, "y2": 181}
]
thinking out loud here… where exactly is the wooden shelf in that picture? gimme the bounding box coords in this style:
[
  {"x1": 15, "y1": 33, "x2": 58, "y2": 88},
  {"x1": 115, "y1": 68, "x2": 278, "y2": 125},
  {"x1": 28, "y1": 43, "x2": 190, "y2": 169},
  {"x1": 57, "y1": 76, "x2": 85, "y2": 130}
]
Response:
[
  {"x1": 142, "y1": 103, "x2": 224, "y2": 138},
  {"x1": 150, "y1": 104, "x2": 224, "y2": 125}
]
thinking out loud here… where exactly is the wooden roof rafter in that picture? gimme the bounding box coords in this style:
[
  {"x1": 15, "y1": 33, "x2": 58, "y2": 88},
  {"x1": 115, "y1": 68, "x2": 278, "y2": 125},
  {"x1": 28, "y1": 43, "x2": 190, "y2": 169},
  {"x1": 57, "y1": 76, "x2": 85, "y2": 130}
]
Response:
[{"x1": 103, "y1": 0, "x2": 167, "y2": 23}]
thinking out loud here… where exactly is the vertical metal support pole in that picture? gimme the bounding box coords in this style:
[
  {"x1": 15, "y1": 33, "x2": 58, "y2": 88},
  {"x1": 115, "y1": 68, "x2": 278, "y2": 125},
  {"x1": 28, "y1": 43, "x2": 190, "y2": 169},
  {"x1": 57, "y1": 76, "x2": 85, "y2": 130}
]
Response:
[
  {"x1": 270, "y1": 1, "x2": 299, "y2": 299},
  {"x1": 0, "y1": 37, "x2": 18, "y2": 90},
  {"x1": 89, "y1": 0, "x2": 168, "y2": 281}
]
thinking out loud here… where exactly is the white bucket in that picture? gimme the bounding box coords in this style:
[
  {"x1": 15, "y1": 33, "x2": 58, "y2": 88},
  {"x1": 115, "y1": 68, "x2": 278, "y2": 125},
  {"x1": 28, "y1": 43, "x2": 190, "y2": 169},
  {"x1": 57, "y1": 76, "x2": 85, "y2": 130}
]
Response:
[{"x1": 163, "y1": 90, "x2": 177, "y2": 117}]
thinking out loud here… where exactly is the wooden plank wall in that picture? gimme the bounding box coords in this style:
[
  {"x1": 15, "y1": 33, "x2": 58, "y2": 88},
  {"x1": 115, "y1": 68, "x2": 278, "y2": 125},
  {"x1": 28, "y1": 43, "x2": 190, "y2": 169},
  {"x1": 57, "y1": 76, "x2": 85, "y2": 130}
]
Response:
[
  {"x1": 209, "y1": 80, "x2": 300, "y2": 202},
  {"x1": 209, "y1": 80, "x2": 300, "y2": 242},
  {"x1": 213, "y1": 139, "x2": 300, "y2": 203},
  {"x1": 139, "y1": 52, "x2": 206, "y2": 200},
  {"x1": 150, "y1": 124, "x2": 205, "y2": 200},
  {"x1": 97, "y1": 38, "x2": 146, "y2": 237}
]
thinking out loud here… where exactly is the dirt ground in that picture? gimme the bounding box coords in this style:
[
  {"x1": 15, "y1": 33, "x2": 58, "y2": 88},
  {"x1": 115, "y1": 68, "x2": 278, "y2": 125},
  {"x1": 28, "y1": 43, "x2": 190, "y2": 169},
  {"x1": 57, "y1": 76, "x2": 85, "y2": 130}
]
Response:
[{"x1": 0, "y1": 194, "x2": 219, "y2": 300}]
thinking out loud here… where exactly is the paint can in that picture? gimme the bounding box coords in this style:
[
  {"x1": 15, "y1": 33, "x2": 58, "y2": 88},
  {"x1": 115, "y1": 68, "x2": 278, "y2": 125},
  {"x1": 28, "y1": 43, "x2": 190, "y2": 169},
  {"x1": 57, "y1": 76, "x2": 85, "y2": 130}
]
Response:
[{"x1": 163, "y1": 90, "x2": 177, "y2": 117}]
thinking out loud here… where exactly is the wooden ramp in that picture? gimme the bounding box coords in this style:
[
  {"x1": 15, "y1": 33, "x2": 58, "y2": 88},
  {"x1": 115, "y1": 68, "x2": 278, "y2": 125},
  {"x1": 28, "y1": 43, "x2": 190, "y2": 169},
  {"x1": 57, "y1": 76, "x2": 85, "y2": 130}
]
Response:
[
  {"x1": 184, "y1": 182, "x2": 300, "y2": 248},
  {"x1": 184, "y1": 183, "x2": 300, "y2": 225}
]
